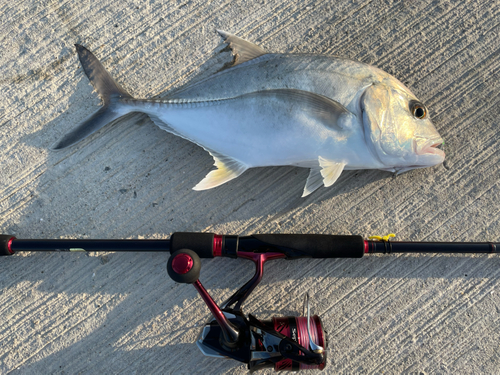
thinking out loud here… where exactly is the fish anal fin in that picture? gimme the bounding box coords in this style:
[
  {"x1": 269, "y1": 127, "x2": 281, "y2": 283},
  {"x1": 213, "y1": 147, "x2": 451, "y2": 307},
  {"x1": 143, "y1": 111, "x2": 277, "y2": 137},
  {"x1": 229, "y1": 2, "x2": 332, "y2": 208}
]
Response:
[
  {"x1": 147, "y1": 114, "x2": 185, "y2": 139},
  {"x1": 146, "y1": 114, "x2": 247, "y2": 190},
  {"x1": 319, "y1": 157, "x2": 346, "y2": 187},
  {"x1": 217, "y1": 30, "x2": 267, "y2": 66},
  {"x1": 193, "y1": 151, "x2": 248, "y2": 190}
]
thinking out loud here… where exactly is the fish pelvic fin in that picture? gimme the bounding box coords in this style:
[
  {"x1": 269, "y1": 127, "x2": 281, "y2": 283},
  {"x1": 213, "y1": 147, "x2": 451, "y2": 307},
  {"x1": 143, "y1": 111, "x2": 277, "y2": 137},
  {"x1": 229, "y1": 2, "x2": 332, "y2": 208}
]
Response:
[
  {"x1": 217, "y1": 30, "x2": 267, "y2": 66},
  {"x1": 302, "y1": 158, "x2": 346, "y2": 197},
  {"x1": 52, "y1": 45, "x2": 133, "y2": 150},
  {"x1": 319, "y1": 157, "x2": 346, "y2": 187},
  {"x1": 193, "y1": 151, "x2": 248, "y2": 190}
]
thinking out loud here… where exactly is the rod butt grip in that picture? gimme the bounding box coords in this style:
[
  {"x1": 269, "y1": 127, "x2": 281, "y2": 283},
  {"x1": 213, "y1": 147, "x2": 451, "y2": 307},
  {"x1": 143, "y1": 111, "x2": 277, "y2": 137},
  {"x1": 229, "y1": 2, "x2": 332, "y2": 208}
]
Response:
[{"x1": 0, "y1": 235, "x2": 15, "y2": 255}]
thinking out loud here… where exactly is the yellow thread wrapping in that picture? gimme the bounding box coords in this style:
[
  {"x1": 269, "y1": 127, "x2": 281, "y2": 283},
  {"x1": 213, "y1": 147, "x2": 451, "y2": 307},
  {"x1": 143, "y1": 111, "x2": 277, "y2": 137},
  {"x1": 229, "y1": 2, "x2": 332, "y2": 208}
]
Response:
[{"x1": 368, "y1": 233, "x2": 396, "y2": 241}]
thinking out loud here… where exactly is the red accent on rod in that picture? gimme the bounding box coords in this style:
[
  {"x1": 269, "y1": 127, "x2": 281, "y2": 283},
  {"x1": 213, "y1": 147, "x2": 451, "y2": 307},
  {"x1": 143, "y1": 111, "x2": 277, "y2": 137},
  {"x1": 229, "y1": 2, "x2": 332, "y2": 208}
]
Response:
[
  {"x1": 237, "y1": 251, "x2": 286, "y2": 262},
  {"x1": 237, "y1": 251, "x2": 286, "y2": 285},
  {"x1": 364, "y1": 240, "x2": 369, "y2": 253},
  {"x1": 213, "y1": 234, "x2": 223, "y2": 257},
  {"x1": 171, "y1": 253, "x2": 193, "y2": 274},
  {"x1": 7, "y1": 237, "x2": 15, "y2": 255}
]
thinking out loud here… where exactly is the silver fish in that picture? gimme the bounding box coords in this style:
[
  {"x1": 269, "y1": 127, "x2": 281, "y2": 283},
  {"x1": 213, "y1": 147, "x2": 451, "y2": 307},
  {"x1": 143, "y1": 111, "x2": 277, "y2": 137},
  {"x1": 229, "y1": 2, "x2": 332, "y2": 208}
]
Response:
[{"x1": 54, "y1": 31, "x2": 445, "y2": 197}]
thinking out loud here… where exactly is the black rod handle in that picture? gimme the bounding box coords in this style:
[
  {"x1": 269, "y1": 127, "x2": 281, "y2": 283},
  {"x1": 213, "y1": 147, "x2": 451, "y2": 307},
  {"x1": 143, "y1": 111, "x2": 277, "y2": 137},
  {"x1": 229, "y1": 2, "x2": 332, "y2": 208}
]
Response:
[
  {"x1": 170, "y1": 232, "x2": 366, "y2": 259},
  {"x1": 170, "y1": 232, "x2": 215, "y2": 258},
  {"x1": 241, "y1": 234, "x2": 365, "y2": 259}
]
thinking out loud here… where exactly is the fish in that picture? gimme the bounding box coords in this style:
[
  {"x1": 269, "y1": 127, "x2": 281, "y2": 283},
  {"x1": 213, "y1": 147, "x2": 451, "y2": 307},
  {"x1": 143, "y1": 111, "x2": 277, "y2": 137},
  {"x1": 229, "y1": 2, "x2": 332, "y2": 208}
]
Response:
[{"x1": 54, "y1": 31, "x2": 445, "y2": 197}]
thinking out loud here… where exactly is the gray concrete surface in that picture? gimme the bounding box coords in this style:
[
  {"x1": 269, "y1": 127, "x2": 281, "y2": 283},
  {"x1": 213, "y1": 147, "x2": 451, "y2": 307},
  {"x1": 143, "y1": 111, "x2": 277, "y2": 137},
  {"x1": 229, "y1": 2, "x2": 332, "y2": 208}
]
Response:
[{"x1": 1, "y1": 0, "x2": 499, "y2": 373}]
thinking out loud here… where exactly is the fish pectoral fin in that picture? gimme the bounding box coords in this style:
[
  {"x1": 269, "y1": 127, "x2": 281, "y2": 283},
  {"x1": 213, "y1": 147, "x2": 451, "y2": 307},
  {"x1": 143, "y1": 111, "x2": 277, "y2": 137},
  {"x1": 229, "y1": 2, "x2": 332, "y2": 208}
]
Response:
[
  {"x1": 253, "y1": 89, "x2": 354, "y2": 132},
  {"x1": 302, "y1": 167, "x2": 324, "y2": 197},
  {"x1": 193, "y1": 151, "x2": 248, "y2": 190},
  {"x1": 217, "y1": 30, "x2": 267, "y2": 66},
  {"x1": 297, "y1": 91, "x2": 354, "y2": 131},
  {"x1": 319, "y1": 157, "x2": 346, "y2": 187}
]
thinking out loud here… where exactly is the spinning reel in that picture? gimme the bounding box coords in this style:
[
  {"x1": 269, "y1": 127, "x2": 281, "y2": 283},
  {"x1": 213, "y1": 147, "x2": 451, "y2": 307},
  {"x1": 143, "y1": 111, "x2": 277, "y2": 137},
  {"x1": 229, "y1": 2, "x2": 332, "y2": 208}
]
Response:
[{"x1": 167, "y1": 248, "x2": 327, "y2": 371}]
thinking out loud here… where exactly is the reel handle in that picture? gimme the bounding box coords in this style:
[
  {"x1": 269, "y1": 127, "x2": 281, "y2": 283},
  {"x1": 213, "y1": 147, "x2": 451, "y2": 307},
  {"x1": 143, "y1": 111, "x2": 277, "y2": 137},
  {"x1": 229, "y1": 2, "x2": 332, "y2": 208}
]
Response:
[{"x1": 166, "y1": 249, "x2": 201, "y2": 283}]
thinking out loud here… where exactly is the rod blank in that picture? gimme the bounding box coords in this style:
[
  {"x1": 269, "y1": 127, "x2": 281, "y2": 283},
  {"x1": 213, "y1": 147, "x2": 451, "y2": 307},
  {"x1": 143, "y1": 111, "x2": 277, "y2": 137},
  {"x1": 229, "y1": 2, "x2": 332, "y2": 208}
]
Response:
[
  {"x1": 10, "y1": 239, "x2": 170, "y2": 253},
  {"x1": 365, "y1": 241, "x2": 498, "y2": 254}
]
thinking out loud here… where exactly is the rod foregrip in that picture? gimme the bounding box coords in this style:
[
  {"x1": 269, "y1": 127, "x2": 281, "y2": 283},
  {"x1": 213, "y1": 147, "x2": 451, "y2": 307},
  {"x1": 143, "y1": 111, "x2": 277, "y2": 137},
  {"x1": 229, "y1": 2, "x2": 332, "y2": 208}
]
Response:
[
  {"x1": 244, "y1": 234, "x2": 365, "y2": 259},
  {"x1": 170, "y1": 232, "x2": 365, "y2": 259},
  {"x1": 0, "y1": 235, "x2": 15, "y2": 256}
]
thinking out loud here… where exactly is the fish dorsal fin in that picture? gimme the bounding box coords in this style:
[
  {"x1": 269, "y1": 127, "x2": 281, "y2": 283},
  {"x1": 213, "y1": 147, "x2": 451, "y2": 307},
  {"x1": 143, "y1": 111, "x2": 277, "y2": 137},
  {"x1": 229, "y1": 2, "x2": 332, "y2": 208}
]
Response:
[
  {"x1": 319, "y1": 157, "x2": 346, "y2": 187},
  {"x1": 193, "y1": 150, "x2": 248, "y2": 190},
  {"x1": 217, "y1": 30, "x2": 267, "y2": 66},
  {"x1": 302, "y1": 167, "x2": 324, "y2": 197}
]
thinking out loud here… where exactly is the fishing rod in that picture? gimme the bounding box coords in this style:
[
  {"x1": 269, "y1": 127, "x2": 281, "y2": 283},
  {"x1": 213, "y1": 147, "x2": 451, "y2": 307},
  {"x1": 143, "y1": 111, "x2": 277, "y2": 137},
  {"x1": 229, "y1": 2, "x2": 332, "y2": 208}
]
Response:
[{"x1": 1, "y1": 233, "x2": 498, "y2": 371}]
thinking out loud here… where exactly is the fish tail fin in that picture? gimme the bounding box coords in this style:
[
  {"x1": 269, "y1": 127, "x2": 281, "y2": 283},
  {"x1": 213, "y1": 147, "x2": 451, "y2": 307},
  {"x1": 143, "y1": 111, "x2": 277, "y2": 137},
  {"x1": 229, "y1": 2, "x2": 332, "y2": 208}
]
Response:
[{"x1": 52, "y1": 44, "x2": 134, "y2": 150}]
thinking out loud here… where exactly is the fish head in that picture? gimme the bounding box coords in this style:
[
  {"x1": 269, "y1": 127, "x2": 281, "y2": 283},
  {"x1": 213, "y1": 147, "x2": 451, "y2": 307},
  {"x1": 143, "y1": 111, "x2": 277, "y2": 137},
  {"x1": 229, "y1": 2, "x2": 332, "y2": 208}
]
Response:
[{"x1": 361, "y1": 82, "x2": 445, "y2": 172}]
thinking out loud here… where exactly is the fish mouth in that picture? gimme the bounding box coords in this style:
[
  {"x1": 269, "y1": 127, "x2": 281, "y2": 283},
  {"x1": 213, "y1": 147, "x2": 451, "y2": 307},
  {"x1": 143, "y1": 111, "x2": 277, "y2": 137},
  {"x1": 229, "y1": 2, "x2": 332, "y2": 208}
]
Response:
[{"x1": 416, "y1": 140, "x2": 446, "y2": 158}]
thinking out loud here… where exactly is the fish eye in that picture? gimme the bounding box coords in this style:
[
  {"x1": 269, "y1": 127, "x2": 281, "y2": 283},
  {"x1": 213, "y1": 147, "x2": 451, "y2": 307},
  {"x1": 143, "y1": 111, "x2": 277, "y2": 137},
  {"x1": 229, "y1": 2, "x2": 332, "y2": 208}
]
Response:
[{"x1": 410, "y1": 101, "x2": 427, "y2": 119}]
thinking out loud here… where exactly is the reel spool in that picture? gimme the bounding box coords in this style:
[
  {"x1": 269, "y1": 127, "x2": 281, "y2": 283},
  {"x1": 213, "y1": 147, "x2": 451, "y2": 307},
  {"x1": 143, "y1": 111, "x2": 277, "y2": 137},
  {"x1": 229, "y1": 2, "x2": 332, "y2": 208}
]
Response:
[{"x1": 261, "y1": 316, "x2": 327, "y2": 371}]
